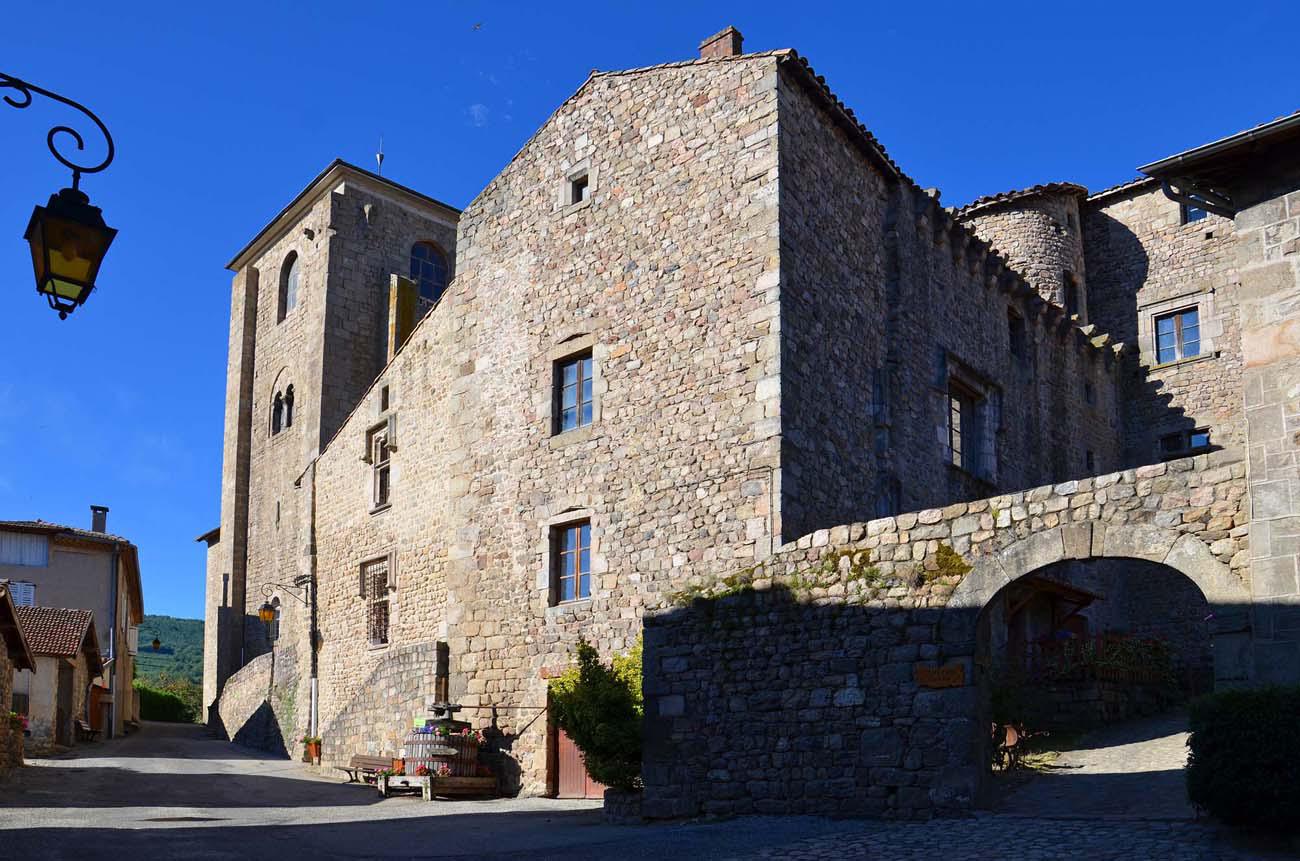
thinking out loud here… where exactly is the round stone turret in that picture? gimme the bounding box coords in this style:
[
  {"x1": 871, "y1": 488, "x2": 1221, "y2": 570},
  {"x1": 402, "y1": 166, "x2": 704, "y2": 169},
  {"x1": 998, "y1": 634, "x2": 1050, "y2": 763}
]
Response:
[{"x1": 957, "y1": 183, "x2": 1089, "y2": 323}]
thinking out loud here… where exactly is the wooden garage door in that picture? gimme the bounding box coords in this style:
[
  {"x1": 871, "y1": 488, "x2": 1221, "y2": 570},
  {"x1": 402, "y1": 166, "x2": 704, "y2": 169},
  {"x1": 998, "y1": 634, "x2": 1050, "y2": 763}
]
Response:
[{"x1": 556, "y1": 728, "x2": 606, "y2": 799}]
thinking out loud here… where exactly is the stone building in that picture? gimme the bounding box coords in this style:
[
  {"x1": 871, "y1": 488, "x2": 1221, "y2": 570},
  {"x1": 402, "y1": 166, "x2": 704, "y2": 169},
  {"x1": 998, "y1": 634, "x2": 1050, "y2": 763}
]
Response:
[
  {"x1": 0, "y1": 584, "x2": 35, "y2": 779},
  {"x1": 0, "y1": 512, "x2": 144, "y2": 738},
  {"x1": 11, "y1": 606, "x2": 102, "y2": 752},
  {"x1": 204, "y1": 28, "x2": 1298, "y2": 810}
]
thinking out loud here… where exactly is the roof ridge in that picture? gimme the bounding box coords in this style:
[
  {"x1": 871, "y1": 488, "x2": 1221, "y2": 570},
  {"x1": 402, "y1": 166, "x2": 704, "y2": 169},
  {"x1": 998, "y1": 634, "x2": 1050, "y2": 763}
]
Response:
[{"x1": 954, "y1": 182, "x2": 1089, "y2": 218}]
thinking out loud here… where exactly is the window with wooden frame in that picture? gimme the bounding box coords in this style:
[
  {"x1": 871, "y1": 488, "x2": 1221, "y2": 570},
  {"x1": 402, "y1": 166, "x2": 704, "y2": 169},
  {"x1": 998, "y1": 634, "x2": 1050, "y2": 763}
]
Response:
[
  {"x1": 947, "y1": 381, "x2": 982, "y2": 474},
  {"x1": 1160, "y1": 428, "x2": 1211, "y2": 460},
  {"x1": 554, "y1": 352, "x2": 594, "y2": 434},
  {"x1": 551, "y1": 521, "x2": 591, "y2": 604},
  {"x1": 359, "y1": 555, "x2": 392, "y2": 646},
  {"x1": 1154, "y1": 307, "x2": 1200, "y2": 365},
  {"x1": 372, "y1": 431, "x2": 391, "y2": 509}
]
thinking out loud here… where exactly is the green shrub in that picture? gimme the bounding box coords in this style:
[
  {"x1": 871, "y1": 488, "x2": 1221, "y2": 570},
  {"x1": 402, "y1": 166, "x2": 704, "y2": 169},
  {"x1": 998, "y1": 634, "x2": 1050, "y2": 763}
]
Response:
[
  {"x1": 1186, "y1": 686, "x2": 1300, "y2": 831},
  {"x1": 134, "y1": 679, "x2": 198, "y2": 723},
  {"x1": 548, "y1": 636, "x2": 643, "y2": 792}
]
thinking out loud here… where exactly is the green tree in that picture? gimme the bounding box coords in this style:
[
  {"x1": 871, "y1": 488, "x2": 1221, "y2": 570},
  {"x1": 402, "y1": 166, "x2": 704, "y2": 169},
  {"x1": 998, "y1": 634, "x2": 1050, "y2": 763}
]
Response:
[{"x1": 548, "y1": 636, "x2": 643, "y2": 792}]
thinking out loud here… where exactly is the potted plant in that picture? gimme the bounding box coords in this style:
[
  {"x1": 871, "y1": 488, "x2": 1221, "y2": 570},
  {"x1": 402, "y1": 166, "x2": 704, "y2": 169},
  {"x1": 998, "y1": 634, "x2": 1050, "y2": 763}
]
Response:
[{"x1": 300, "y1": 734, "x2": 322, "y2": 764}]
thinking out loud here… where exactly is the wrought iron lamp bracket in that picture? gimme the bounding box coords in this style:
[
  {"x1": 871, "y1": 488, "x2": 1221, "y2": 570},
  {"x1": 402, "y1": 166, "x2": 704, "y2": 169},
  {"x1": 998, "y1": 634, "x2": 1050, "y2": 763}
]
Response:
[
  {"x1": 262, "y1": 582, "x2": 310, "y2": 607},
  {"x1": 1, "y1": 71, "x2": 115, "y2": 189}
]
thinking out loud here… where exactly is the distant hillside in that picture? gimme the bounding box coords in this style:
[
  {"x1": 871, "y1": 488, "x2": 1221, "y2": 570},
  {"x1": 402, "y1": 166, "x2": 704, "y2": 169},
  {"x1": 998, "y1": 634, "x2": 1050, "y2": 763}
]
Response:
[{"x1": 135, "y1": 615, "x2": 203, "y2": 685}]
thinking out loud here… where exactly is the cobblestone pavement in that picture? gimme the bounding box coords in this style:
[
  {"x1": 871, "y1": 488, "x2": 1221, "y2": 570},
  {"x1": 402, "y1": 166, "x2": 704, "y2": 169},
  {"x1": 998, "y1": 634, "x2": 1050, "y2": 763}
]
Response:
[
  {"x1": 1, "y1": 720, "x2": 1291, "y2": 859},
  {"x1": 997, "y1": 710, "x2": 1196, "y2": 820},
  {"x1": 732, "y1": 815, "x2": 1291, "y2": 860}
]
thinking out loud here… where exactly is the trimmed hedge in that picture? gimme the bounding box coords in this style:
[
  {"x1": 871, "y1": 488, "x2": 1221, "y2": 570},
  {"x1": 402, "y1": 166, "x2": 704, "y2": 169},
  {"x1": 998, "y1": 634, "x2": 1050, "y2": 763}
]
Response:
[
  {"x1": 1186, "y1": 686, "x2": 1300, "y2": 831},
  {"x1": 134, "y1": 680, "x2": 198, "y2": 723}
]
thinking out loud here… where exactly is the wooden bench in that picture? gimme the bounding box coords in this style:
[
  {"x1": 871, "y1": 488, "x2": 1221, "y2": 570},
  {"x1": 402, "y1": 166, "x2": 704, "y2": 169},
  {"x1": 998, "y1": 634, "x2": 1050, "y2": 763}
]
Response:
[
  {"x1": 75, "y1": 720, "x2": 100, "y2": 742},
  {"x1": 336, "y1": 754, "x2": 393, "y2": 784}
]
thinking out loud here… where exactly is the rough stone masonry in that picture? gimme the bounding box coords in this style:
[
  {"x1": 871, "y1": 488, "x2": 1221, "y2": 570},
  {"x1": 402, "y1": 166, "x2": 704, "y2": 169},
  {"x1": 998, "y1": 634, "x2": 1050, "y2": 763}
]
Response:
[{"x1": 203, "y1": 27, "x2": 1300, "y2": 815}]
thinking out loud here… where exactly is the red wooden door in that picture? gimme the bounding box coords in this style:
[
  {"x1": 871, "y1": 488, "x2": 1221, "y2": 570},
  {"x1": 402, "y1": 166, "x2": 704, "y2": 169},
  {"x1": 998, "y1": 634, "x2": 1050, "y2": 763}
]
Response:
[{"x1": 556, "y1": 728, "x2": 606, "y2": 799}]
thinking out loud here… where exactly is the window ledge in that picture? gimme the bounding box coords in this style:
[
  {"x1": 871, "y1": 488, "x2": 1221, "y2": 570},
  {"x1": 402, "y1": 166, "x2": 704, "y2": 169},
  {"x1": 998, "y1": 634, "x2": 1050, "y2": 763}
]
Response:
[
  {"x1": 549, "y1": 425, "x2": 595, "y2": 450},
  {"x1": 369, "y1": 503, "x2": 392, "y2": 517},
  {"x1": 367, "y1": 641, "x2": 390, "y2": 652},
  {"x1": 945, "y1": 462, "x2": 998, "y2": 490},
  {"x1": 1149, "y1": 351, "x2": 1216, "y2": 372},
  {"x1": 559, "y1": 197, "x2": 593, "y2": 216},
  {"x1": 545, "y1": 599, "x2": 593, "y2": 620}
]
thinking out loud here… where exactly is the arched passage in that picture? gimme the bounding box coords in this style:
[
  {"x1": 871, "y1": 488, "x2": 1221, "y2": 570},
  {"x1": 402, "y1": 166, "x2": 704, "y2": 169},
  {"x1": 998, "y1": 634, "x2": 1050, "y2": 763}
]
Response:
[
  {"x1": 936, "y1": 521, "x2": 1253, "y2": 804},
  {"x1": 943, "y1": 522, "x2": 1252, "y2": 689}
]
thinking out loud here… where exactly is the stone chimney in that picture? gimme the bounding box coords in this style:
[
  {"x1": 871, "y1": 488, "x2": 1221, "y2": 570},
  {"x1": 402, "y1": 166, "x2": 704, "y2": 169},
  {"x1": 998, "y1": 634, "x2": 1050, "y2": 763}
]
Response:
[
  {"x1": 90, "y1": 505, "x2": 109, "y2": 533},
  {"x1": 699, "y1": 26, "x2": 744, "y2": 59}
]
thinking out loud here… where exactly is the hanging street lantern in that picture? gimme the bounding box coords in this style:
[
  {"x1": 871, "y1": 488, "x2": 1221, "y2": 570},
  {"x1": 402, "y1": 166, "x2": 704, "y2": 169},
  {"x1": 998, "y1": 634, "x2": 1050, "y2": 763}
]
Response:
[
  {"x1": 151, "y1": 637, "x2": 161, "y2": 652},
  {"x1": 25, "y1": 187, "x2": 117, "y2": 319},
  {"x1": 2, "y1": 71, "x2": 117, "y2": 319},
  {"x1": 258, "y1": 601, "x2": 276, "y2": 626}
]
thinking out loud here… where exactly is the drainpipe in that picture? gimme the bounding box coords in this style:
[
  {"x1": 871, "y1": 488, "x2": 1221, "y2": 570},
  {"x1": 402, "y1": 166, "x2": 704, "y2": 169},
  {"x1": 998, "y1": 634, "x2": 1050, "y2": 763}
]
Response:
[
  {"x1": 306, "y1": 459, "x2": 320, "y2": 738},
  {"x1": 107, "y1": 544, "x2": 119, "y2": 738}
]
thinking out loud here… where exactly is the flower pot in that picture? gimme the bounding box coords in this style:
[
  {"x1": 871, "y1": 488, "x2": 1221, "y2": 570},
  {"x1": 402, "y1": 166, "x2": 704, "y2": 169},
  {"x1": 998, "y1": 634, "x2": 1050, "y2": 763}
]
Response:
[{"x1": 305, "y1": 741, "x2": 321, "y2": 763}]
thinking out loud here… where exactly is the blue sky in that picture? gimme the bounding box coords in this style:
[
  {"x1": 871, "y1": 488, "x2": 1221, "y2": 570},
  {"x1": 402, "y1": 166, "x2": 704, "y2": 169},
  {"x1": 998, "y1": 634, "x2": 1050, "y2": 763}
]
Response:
[{"x1": 0, "y1": 2, "x2": 1295, "y2": 619}]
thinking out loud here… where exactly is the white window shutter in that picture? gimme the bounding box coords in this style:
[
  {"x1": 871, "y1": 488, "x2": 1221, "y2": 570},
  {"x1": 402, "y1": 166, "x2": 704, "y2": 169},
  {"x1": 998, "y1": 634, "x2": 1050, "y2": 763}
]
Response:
[{"x1": 127, "y1": 626, "x2": 139, "y2": 656}]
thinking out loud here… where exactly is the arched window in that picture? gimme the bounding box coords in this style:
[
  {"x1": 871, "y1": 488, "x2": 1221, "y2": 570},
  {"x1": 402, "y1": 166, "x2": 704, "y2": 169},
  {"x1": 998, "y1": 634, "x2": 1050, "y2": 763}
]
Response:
[
  {"x1": 284, "y1": 385, "x2": 295, "y2": 428},
  {"x1": 269, "y1": 597, "x2": 281, "y2": 642},
  {"x1": 271, "y1": 392, "x2": 284, "y2": 435},
  {"x1": 278, "y1": 252, "x2": 300, "y2": 322},
  {"x1": 409, "y1": 242, "x2": 448, "y2": 304}
]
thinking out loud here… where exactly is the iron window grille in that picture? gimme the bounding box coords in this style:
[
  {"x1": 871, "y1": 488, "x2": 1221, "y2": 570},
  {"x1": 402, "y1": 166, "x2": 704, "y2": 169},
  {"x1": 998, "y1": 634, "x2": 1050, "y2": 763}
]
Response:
[{"x1": 361, "y1": 557, "x2": 390, "y2": 646}]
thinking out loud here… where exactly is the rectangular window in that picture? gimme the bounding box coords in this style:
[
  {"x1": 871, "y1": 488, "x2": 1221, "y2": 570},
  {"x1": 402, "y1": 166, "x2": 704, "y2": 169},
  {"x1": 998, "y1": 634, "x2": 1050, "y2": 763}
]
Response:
[
  {"x1": 552, "y1": 521, "x2": 591, "y2": 604},
  {"x1": 380, "y1": 385, "x2": 390, "y2": 412},
  {"x1": 1155, "y1": 308, "x2": 1200, "y2": 364},
  {"x1": 361, "y1": 557, "x2": 390, "y2": 646},
  {"x1": 555, "y1": 353, "x2": 594, "y2": 433},
  {"x1": 570, "y1": 174, "x2": 589, "y2": 205},
  {"x1": 1064, "y1": 274, "x2": 1080, "y2": 319},
  {"x1": 0, "y1": 532, "x2": 49, "y2": 567},
  {"x1": 372, "y1": 433, "x2": 391, "y2": 509},
  {"x1": 1182, "y1": 203, "x2": 1207, "y2": 224},
  {"x1": 1008, "y1": 310, "x2": 1027, "y2": 361},
  {"x1": 948, "y1": 383, "x2": 981, "y2": 474},
  {"x1": 1160, "y1": 428, "x2": 1212, "y2": 460}
]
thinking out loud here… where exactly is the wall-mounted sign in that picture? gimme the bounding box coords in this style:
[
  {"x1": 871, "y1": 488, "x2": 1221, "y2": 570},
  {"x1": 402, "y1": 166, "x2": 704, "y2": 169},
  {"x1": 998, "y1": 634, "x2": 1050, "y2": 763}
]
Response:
[{"x1": 914, "y1": 662, "x2": 966, "y2": 688}]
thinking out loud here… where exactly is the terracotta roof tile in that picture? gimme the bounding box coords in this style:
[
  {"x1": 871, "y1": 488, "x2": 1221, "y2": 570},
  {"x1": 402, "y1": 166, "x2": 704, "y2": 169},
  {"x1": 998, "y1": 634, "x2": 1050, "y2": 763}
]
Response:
[
  {"x1": 955, "y1": 182, "x2": 1089, "y2": 218},
  {"x1": 1084, "y1": 176, "x2": 1159, "y2": 204},
  {"x1": 15, "y1": 605, "x2": 95, "y2": 657}
]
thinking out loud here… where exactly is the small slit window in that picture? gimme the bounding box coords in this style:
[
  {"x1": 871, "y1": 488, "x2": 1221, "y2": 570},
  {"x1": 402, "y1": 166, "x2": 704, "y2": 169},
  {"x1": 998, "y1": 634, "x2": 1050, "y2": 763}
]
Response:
[
  {"x1": 569, "y1": 173, "x2": 589, "y2": 205},
  {"x1": 278, "y1": 252, "x2": 299, "y2": 322},
  {"x1": 1160, "y1": 428, "x2": 1212, "y2": 459}
]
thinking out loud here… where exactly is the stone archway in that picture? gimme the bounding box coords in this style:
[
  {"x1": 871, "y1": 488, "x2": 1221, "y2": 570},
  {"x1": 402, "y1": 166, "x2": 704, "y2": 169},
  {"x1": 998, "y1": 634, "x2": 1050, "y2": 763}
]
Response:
[{"x1": 943, "y1": 521, "x2": 1253, "y2": 687}]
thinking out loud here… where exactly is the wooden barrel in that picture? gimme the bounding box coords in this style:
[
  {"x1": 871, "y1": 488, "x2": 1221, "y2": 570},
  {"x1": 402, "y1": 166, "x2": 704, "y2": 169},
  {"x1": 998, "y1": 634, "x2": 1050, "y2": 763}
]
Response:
[{"x1": 403, "y1": 730, "x2": 482, "y2": 776}]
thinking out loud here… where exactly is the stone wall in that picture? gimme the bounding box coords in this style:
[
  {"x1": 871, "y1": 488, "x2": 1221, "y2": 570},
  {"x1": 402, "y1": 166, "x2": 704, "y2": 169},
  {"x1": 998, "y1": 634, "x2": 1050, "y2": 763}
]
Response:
[
  {"x1": 777, "y1": 70, "x2": 1121, "y2": 538},
  {"x1": 308, "y1": 53, "x2": 784, "y2": 795},
  {"x1": 318, "y1": 642, "x2": 437, "y2": 764},
  {"x1": 0, "y1": 649, "x2": 19, "y2": 779},
  {"x1": 959, "y1": 188, "x2": 1089, "y2": 320},
  {"x1": 642, "y1": 453, "x2": 1252, "y2": 820},
  {"x1": 1082, "y1": 182, "x2": 1243, "y2": 465},
  {"x1": 1232, "y1": 171, "x2": 1300, "y2": 683},
  {"x1": 214, "y1": 648, "x2": 300, "y2": 756}
]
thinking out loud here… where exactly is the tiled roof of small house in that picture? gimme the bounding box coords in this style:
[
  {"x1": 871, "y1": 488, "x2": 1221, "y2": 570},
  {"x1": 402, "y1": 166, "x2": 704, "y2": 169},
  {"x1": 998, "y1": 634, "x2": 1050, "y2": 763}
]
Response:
[
  {"x1": 955, "y1": 182, "x2": 1089, "y2": 218},
  {"x1": 15, "y1": 606, "x2": 100, "y2": 672}
]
